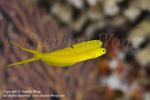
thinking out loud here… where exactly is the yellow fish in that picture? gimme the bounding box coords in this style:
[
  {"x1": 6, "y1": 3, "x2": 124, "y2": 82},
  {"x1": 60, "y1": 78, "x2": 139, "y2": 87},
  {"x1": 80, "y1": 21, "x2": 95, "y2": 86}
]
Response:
[{"x1": 8, "y1": 40, "x2": 106, "y2": 67}]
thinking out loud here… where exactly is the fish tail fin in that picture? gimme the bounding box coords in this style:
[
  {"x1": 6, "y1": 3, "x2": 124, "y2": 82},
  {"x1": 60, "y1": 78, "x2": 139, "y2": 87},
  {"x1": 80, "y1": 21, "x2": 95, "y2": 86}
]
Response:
[
  {"x1": 8, "y1": 41, "x2": 41, "y2": 67},
  {"x1": 8, "y1": 57, "x2": 39, "y2": 67},
  {"x1": 11, "y1": 41, "x2": 38, "y2": 54}
]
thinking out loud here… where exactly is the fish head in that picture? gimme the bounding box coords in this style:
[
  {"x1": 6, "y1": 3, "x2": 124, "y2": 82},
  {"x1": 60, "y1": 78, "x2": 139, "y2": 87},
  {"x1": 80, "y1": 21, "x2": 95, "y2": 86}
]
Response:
[
  {"x1": 92, "y1": 47, "x2": 107, "y2": 58},
  {"x1": 100, "y1": 47, "x2": 107, "y2": 55}
]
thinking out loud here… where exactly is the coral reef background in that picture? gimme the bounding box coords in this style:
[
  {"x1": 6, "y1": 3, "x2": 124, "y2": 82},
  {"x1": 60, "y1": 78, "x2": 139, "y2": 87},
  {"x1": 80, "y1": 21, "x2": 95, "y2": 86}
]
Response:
[{"x1": 0, "y1": 0, "x2": 150, "y2": 100}]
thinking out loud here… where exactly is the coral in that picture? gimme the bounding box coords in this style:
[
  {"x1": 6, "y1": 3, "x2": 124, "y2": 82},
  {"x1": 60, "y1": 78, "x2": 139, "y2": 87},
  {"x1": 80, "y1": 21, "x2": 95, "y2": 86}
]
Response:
[{"x1": 0, "y1": 0, "x2": 150, "y2": 99}]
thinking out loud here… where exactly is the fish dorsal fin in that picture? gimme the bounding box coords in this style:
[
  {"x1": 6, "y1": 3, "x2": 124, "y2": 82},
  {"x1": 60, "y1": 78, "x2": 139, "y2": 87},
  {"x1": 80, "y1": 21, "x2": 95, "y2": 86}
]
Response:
[{"x1": 73, "y1": 40, "x2": 102, "y2": 48}]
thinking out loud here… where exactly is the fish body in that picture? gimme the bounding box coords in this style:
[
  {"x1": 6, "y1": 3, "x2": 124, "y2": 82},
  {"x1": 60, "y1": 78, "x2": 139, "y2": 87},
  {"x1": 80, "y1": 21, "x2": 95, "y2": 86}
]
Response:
[{"x1": 8, "y1": 40, "x2": 106, "y2": 67}]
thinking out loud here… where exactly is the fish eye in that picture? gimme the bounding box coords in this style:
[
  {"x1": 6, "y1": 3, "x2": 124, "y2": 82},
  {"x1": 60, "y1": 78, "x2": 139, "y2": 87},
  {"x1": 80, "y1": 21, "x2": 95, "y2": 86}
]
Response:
[{"x1": 102, "y1": 49, "x2": 106, "y2": 53}]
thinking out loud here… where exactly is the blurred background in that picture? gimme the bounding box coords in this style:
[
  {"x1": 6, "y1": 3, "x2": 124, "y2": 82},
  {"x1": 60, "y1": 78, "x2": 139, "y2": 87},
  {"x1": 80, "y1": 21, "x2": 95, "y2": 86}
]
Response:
[{"x1": 0, "y1": 0, "x2": 150, "y2": 100}]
